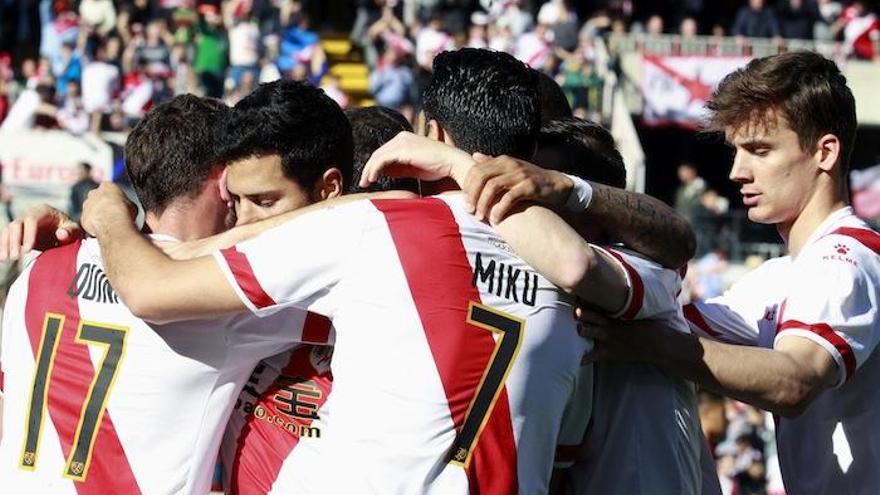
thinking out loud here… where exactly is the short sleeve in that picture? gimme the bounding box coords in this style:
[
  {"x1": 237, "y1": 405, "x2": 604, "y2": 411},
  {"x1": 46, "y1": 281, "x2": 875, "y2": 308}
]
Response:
[
  {"x1": 554, "y1": 365, "x2": 593, "y2": 469},
  {"x1": 774, "y1": 236, "x2": 879, "y2": 386},
  {"x1": 681, "y1": 260, "x2": 784, "y2": 346},
  {"x1": 594, "y1": 246, "x2": 686, "y2": 327},
  {"x1": 213, "y1": 201, "x2": 370, "y2": 317}
]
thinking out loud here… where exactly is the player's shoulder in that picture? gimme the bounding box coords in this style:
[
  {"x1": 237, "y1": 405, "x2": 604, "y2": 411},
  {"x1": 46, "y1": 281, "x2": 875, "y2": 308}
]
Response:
[{"x1": 799, "y1": 224, "x2": 880, "y2": 274}]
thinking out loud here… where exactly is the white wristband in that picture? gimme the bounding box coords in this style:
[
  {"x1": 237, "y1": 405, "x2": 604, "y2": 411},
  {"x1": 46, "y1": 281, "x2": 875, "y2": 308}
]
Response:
[{"x1": 563, "y1": 174, "x2": 594, "y2": 212}]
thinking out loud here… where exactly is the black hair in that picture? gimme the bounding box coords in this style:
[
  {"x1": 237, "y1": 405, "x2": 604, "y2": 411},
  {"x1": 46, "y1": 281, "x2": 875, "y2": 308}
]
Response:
[
  {"x1": 220, "y1": 79, "x2": 354, "y2": 192},
  {"x1": 536, "y1": 70, "x2": 572, "y2": 123},
  {"x1": 535, "y1": 118, "x2": 626, "y2": 189},
  {"x1": 422, "y1": 48, "x2": 540, "y2": 160},
  {"x1": 124, "y1": 94, "x2": 229, "y2": 213},
  {"x1": 344, "y1": 106, "x2": 420, "y2": 194}
]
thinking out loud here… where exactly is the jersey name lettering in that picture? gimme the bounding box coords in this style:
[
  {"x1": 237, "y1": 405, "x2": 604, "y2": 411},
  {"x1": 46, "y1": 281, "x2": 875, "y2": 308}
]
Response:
[
  {"x1": 67, "y1": 263, "x2": 119, "y2": 304},
  {"x1": 471, "y1": 252, "x2": 538, "y2": 306}
]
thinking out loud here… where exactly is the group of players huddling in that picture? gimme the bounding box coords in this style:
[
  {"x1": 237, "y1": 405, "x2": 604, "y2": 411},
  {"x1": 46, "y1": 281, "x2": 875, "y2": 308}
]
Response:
[{"x1": 0, "y1": 47, "x2": 877, "y2": 495}]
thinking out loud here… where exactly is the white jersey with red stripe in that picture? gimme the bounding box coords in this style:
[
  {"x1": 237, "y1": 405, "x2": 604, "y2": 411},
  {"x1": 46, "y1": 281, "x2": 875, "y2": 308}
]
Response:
[
  {"x1": 560, "y1": 247, "x2": 702, "y2": 495},
  {"x1": 0, "y1": 237, "x2": 327, "y2": 495},
  {"x1": 213, "y1": 195, "x2": 588, "y2": 495},
  {"x1": 683, "y1": 207, "x2": 880, "y2": 495},
  {"x1": 220, "y1": 343, "x2": 333, "y2": 495}
]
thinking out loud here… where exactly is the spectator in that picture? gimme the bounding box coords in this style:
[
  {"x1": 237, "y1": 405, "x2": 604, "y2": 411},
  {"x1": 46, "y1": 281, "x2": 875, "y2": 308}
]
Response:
[
  {"x1": 777, "y1": 0, "x2": 817, "y2": 39},
  {"x1": 81, "y1": 42, "x2": 119, "y2": 133},
  {"x1": 680, "y1": 16, "x2": 699, "y2": 37},
  {"x1": 364, "y1": 5, "x2": 408, "y2": 68},
  {"x1": 731, "y1": 0, "x2": 781, "y2": 38},
  {"x1": 57, "y1": 80, "x2": 89, "y2": 134},
  {"x1": 52, "y1": 41, "x2": 81, "y2": 98},
  {"x1": 646, "y1": 14, "x2": 664, "y2": 35},
  {"x1": 321, "y1": 73, "x2": 350, "y2": 109},
  {"x1": 814, "y1": 0, "x2": 843, "y2": 40},
  {"x1": 415, "y1": 14, "x2": 454, "y2": 72},
  {"x1": 69, "y1": 162, "x2": 99, "y2": 221},
  {"x1": 540, "y1": 0, "x2": 579, "y2": 51},
  {"x1": 834, "y1": 0, "x2": 880, "y2": 60},
  {"x1": 132, "y1": 20, "x2": 172, "y2": 77},
  {"x1": 466, "y1": 12, "x2": 490, "y2": 48},
  {"x1": 674, "y1": 162, "x2": 706, "y2": 222},
  {"x1": 193, "y1": 5, "x2": 228, "y2": 98},
  {"x1": 40, "y1": 0, "x2": 80, "y2": 62},
  {"x1": 369, "y1": 49, "x2": 413, "y2": 110},
  {"x1": 489, "y1": 0, "x2": 533, "y2": 38},
  {"x1": 226, "y1": 0, "x2": 261, "y2": 85},
  {"x1": 79, "y1": 0, "x2": 116, "y2": 39},
  {"x1": 514, "y1": 22, "x2": 553, "y2": 68}
]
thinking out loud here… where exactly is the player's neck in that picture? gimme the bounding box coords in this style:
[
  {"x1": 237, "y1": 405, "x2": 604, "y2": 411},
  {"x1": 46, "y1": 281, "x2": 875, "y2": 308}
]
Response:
[
  {"x1": 779, "y1": 186, "x2": 847, "y2": 259},
  {"x1": 144, "y1": 203, "x2": 224, "y2": 242}
]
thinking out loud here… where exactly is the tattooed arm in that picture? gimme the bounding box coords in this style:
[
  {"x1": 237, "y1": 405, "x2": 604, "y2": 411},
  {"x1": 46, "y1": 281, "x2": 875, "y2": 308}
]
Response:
[
  {"x1": 582, "y1": 181, "x2": 696, "y2": 268},
  {"x1": 461, "y1": 156, "x2": 696, "y2": 269}
]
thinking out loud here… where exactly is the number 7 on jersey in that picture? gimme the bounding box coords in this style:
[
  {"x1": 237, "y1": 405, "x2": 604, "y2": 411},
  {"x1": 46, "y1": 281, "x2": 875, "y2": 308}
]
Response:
[{"x1": 449, "y1": 302, "x2": 525, "y2": 467}]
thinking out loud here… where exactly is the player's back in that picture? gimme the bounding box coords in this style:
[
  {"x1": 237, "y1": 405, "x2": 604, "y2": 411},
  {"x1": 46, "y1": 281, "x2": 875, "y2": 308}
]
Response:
[
  {"x1": 0, "y1": 238, "x2": 306, "y2": 494},
  {"x1": 313, "y1": 196, "x2": 586, "y2": 494}
]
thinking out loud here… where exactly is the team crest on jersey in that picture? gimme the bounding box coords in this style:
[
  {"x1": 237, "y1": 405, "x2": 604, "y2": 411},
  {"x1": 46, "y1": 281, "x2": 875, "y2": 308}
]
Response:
[
  {"x1": 69, "y1": 461, "x2": 85, "y2": 476},
  {"x1": 309, "y1": 346, "x2": 333, "y2": 374}
]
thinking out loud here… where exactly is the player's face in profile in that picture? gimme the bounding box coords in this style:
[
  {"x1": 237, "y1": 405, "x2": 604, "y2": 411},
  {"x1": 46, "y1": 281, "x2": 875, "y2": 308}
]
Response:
[
  {"x1": 726, "y1": 114, "x2": 819, "y2": 226},
  {"x1": 225, "y1": 154, "x2": 314, "y2": 226}
]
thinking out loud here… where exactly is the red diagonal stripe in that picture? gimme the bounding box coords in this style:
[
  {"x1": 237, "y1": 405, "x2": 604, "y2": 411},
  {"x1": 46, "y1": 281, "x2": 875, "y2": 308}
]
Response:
[
  {"x1": 777, "y1": 320, "x2": 856, "y2": 381},
  {"x1": 24, "y1": 241, "x2": 141, "y2": 494},
  {"x1": 606, "y1": 250, "x2": 644, "y2": 319},
  {"x1": 829, "y1": 227, "x2": 880, "y2": 254},
  {"x1": 230, "y1": 345, "x2": 332, "y2": 495},
  {"x1": 374, "y1": 198, "x2": 518, "y2": 495},
  {"x1": 683, "y1": 303, "x2": 720, "y2": 337},
  {"x1": 221, "y1": 247, "x2": 277, "y2": 309}
]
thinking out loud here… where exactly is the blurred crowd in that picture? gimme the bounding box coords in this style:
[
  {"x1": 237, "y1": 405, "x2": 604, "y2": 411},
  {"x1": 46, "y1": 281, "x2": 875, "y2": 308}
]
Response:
[{"x1": 0, "y1": 0, "x2": 876, "y2": 133}]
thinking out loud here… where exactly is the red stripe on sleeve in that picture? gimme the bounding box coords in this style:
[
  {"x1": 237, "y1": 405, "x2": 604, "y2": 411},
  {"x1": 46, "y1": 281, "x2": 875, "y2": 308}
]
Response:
[
  {"x1": 374, "y1": 198, "x2": 519, "y2": 495},
  {"x1": 23, "y1": 241, "x2": 141, "y2": 494},
  {"x1": 229, "y1": 346, "x2": 332, "y2": 495},
  {"x1": 683, "y1": 304, "x2": 720, "y2": 337},
  {"x1": 777, "y1": 320, "x2": 856, "y2": 381},
  {"x1": 606, "y1": 250, "x2": 644, "y2": 319},
  {"x1": 301, "y1": 312, "x2": 332, "y2": 344},
  {"x1": 221, "y1": 247, "x2": 277, "y2": 309},
  {"x1": 829, "y1": 227, "x2": 880, "y2": 254}
]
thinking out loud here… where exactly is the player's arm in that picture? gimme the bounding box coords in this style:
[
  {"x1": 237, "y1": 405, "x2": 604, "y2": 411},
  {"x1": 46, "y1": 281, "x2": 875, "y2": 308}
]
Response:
[
  {"x1": 163, "y1": 190, "x2": 413, "y2": 260},
  {"x1": 82, "y1": 188, "x2": 243, "y2": 323},
  {"x1": 0, "y1": 203, "x2": 83, "y2": 261},
  {"x1": 582, "y1": 316, "x2": 837, "y2": 417},
  {"x1": 494, "y1": 204, "x2": 628, "y2": 313},
  {"x1": 360, "y1": 136, "x2": 694, "y2": 268},
  {"x1": 462, "y1": 156, "x2": 696, "y2": 269}
]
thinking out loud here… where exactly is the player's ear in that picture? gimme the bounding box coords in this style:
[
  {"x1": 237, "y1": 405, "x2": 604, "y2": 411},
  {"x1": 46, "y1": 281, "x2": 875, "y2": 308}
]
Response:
[
  {"x1": 815, "y1": 133, "x2": 841, "y2": 174},
  {"x1": 316, "y1": 168, "x2": 344, "y2": 200},
  {"x1": 427, "y1": 119, "x2": 446, "y2": 143}
]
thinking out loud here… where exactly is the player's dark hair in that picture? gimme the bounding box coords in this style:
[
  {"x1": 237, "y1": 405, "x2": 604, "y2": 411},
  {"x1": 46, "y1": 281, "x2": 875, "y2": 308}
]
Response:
[
  {"x1": 125, "y1": 94, "x2": 229, "y2": 214},
  {"x1": 535, "y1": 118, "x2": 626, "y2": 189},
  {"x1": 536, "y1": 70, "x2": 572, "y2": 123},
  {"x1": 422, "y1": 48, "x2": 540, "y2": 160},
  {"x1": 707, "y1": 51, "x2": 857, "y2": 175},
  {"x1": 220, "y1": 79, "x2": 354, "y2": 192},
  {"x1": 344, "y1": 106, "x2": 420, "y2": 194}
]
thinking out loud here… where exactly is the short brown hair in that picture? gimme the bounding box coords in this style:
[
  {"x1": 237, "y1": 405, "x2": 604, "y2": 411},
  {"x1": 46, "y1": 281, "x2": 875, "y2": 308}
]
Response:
[
  {"x1": 125, "y1": 95, "x2": 230, "y2": 214},
  {"x1": 707, "y1": 51, "x2": 857, "y2": 173}
]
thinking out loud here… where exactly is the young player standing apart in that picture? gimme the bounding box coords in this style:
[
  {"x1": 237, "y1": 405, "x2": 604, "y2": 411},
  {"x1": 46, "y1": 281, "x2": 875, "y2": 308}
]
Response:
[{"x1": 583, "y1": 51, "x2": 880, "y2": 495}]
